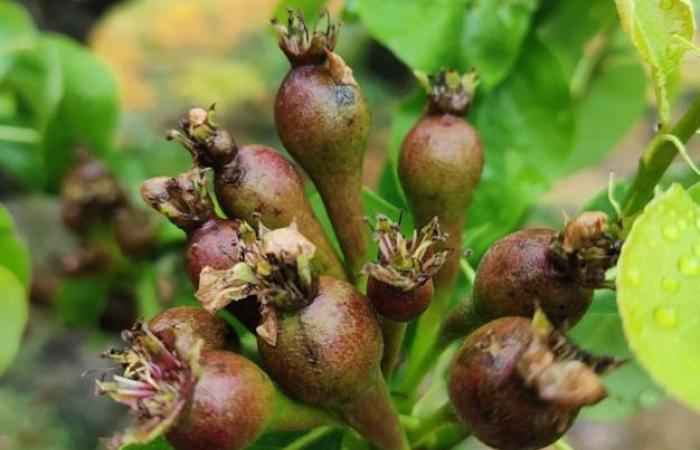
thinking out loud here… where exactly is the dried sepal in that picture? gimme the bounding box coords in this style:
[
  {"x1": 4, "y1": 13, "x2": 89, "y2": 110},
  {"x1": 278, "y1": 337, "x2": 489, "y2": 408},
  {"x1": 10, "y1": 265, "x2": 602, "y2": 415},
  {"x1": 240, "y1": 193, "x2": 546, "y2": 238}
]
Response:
[
  {"x1": 548, "y1": 211, "x2": 622, "y2": 288},
  {"x1": 517, "y1": 309, "x2": 622, "y2": 408},
  {"x1": 140, "y1": 168, "x2": 216, "y2": 232},
  {"x1": 167, "y1": 105, "x2": 238, "y2": 167},
  {"x1": 271, "y1": 9, "x2": 339, "y2": 65},
  {"x1": 195, "y1": 221, "x2": 320, "y2": 346},
  {"x1": 96, "y1": 323, "x2": 202, "y2": 449},
  {"x1": 362, "y1": 214, "x2": 449, "y2": 291},
  {"x1": 420, "y1": 69, "x2": 479, "y2": 116}
]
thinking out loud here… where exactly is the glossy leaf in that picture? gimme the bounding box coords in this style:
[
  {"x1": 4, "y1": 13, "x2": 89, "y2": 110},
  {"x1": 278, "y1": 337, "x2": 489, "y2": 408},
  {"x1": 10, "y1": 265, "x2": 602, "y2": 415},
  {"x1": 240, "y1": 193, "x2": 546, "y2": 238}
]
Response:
[
  {"x1": 1, "y1": 39, "x2": 63, "y2": 188},
  {"x1": 0, "y1": 1, "x2": 36, "y2": 80},
  {"x1": 617, "y1": 184, "x2": 700, "y2": 411},
  {"x1": 42, "y1": 34, "x2": 120, "y2": 189},
  {"x1": 0, "y1": 266, "x2": 28, "y2": 375},
  {"x1": 354, "y1": 0, "x2": 464, "y2": 71},
  {"x1": 462, "y1": 0, "x2": 539, "y2": 88},
  {"x1": 0, "y1": 204, "x2": 30, "y2": 288},
  {"x1": 569, "y1": 291, "x2": 664, "y2": 421},
  {"x1": 614, "y1": 0, "x2": 696, "y2": 125}
]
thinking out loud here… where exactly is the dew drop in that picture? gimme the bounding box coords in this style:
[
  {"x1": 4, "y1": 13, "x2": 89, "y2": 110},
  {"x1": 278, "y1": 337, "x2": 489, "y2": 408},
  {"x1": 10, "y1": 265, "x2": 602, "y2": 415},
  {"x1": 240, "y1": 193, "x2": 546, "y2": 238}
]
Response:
[
  {"x1": 662, "y1": 224, "x2": 681, "y2": 241},
  {"x1": 659, "y1": 0, "x2": 673, "y2": 9},
  {"x1": 661, "y1": 275, "x2": 680, "y2": 293},
  {"x1": 678, "y1": 256, "x2": 700, "y2": 276},
  {"x1": 625, "y1": 268, "x2": 641, "y2": 286},
  {"x1": 653, "y1": 306, "x2": 679, "y2": 328}
]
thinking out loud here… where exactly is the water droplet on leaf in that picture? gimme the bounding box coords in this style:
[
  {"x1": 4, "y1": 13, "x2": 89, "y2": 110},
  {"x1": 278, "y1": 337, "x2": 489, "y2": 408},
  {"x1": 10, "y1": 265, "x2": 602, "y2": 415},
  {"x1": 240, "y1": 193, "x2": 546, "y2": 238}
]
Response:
[
  {"x1": 653, "y1": 306, "x2": 679, "y2": 328},
  {"x1": 626, "y1": 268, "x2": 641, "y2": 286},
  {"x1": 662, "y1": 224, "x2": 681, "y2": 241},
  {"x1": 661, "y1": 276, "x2": 680, "y2": 293},
  {"x1": 678, "y1": 256, "x2": 700, "y2": 276}
]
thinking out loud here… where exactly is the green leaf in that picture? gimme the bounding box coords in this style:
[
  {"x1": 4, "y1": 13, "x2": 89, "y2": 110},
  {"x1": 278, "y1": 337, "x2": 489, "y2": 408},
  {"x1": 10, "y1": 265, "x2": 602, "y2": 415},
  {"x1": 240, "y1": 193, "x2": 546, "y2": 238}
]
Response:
[
  {"x1": 1, "y1": 39, "x2": 63, "y2": 188},
  {"x1": 569, "y1": 291, "x2": 664, "y2": 421},
  {"x1": 121, "y1": 436, "x2": 174, "y2": 450},
  {"x1": 466, "y1": 35, "x2": 575, "y2": 256},
  {"x1": 462, "y1": 0, "x2": 539, "y2": 88},
  {"x1": 0, "y1": 204, "x2": 30, "y2": 288},
  {"x1": 273, "y1": 0, "x2": 329, "y2": 23},
  {"x1": 617, "y1": 184, "x2": 700, "y2": 412},
  {"x1": 55, "y1": 275, "x2": 111, "y2": 327},
  {"x1": 0, "y1": 1, "x2": 36, "y2": 80},
  {"x1": 565, "y1": 35, "x2": 646, "y2": 171},
  {"x1": 354, "y1": 0, "x2": 465, "y2": 71},
  {"x1": 614, "y1": 0, "x2": 696, "y2": 125},
  {"x1": 42, "y1": 34, "x2": 120, "y2": 189},
  {"x1": 0, "y1": 266, "x2": 28, "y2": 375}
]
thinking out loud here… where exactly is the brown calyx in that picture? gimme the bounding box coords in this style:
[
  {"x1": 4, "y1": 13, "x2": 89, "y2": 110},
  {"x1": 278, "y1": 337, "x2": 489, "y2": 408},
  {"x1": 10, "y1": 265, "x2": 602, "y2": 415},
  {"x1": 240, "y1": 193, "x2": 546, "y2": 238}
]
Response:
[
  {"x1": 140, "y1": 168, "x2": 216, "y2": 233},
  {"x1": 195, "y1": 221, "x2": 320, "y2": 347},
  {"x1": 272, "y1": 9, "x2": 339, "y2": 66},
  {"x1": 361, "y1": 214, "x2": 449, "y2": 292},
  {"x1": 517, "y1": 309, "x2": 622, "y2": 409},
  {"x1": 417, "y1": 69, "x2": 478, "y2": 117},
  {"x1": 168, "y1": 105, "x2": 238, "y2": 168},
  {"x1": 548, "y1": 211, "x2": 622, "y2": 289}
]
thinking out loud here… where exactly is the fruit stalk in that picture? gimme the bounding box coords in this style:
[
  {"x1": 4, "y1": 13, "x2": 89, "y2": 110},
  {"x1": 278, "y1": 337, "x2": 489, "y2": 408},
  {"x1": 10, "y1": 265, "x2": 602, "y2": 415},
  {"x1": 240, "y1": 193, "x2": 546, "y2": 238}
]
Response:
[
  {"x1": 273, "y1": 11, "x2": 371, "y2": 279},
  {"x1": 398, "y1": 70, "x2": 483, "y2": 395},
  {"x1": 168, "y1": 106, "x2": 347, "y2": 280}
]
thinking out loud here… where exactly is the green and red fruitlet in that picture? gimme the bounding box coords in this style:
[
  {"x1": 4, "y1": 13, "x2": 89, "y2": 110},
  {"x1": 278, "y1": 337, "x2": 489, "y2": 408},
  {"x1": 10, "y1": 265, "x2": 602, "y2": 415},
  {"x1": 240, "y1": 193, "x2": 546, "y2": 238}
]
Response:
[
  {"x1": 448, "y1": 311, "x2": 621, "y2": 450},
  {"x1": 398, "y1": 70, "x2": 483, "y2": 298},
  {"x1": 97, "y1": 323, "x2": 337, "y2": 450},
  {"x1": 140, "y1": 168, "x2": 260, "y2": 331},
  {"x1": 473, "y1": 211, "x2": 620, "y2": 327},
  {"x1": 196, "y1": 223, "x2": 409, "y2": 450},
  {"x1": 273, "y1": 11, "x2": 371, "y2": 278},
  {"x1": 168, "y1": 106, "x2": 346, "y2": 280},
  {"x1": 147, "y1": 306, "x2": 239, "y2": 355},
  {"x1": 363, "y1": 214, "x2": 448, "y2": 322}
]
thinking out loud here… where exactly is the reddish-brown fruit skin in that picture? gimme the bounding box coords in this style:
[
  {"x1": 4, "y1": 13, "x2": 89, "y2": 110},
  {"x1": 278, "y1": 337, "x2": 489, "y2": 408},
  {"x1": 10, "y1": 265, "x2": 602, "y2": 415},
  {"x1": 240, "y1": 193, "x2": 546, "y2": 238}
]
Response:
[
  {"x1": 184, "y1": 219, "x2": 261, "y2": 331},
  {"x1": 258, "y1": 276, "x2": 382, "y2": 406},
  {"x1": 275, "y1": 65, "x2": 371, "y2": 275},
  {"x1": 448, "y1": 317, "x2": 578, "y2": 450},
  {"x1": 473, "y1": 229, "x2": 593, "y2": 327},
  {"x1": 148, "y1": 306, "x2": 238, "y2": 354},
  {"x1": 398, "y1": 114, "x2": 483, "y2": 290},
  {"x1": 214, "y1": 144, "x2": 346, "y2": 279},
  {"x1": 367, "y1": 277, "x2": 433, "y2": 323},
  {"x1": 165, "y1": 351, "x2": 275, "y2": 450}
]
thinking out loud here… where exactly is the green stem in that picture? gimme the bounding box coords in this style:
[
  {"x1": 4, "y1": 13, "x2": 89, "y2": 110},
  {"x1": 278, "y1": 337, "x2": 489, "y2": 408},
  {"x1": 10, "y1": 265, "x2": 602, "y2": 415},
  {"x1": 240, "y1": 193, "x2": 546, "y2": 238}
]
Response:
[
  {"x1": 379, "y1": 317, "x2": 406, "y2": 378},
  {"x1": 621, "y1": 94, "x2": 700, "y2": 224},
  {"x1": 282, "y1": 427, "x2": 334, "y2": 450},
  {"x1": 413, "y1": 423, "x2": 470, "y2": 450},
  {"x1": 554, "y1": 439, "x2": 577, "y2": 450},
  {"x1": 398, "y1": 293, "x2": 481, "y2": 404},
  {"x1": 407, "y1": 404, "x2": 456, "y2": 444},
  {"x1": 270, "y1": 391, "x2": 340, "y2": 432}
]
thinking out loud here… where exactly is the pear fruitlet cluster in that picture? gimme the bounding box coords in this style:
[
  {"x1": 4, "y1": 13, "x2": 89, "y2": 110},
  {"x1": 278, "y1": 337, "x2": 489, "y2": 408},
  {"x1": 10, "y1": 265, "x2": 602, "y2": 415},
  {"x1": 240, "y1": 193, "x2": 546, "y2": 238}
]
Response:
[{"x1": 94, "y1": 9, "x2": 625, "y2": 450}]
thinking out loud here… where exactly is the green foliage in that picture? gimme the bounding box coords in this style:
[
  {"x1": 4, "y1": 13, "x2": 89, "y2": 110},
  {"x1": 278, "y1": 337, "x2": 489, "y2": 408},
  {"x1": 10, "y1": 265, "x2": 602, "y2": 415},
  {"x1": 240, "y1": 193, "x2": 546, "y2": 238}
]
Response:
[
  {"x1": 0, "y1": 266, "x2": 28, "y2": 375},
  {"x1": 569, "y1": 291, "x2": 664, "y2": 420},
  {"x1": 0, "y1": 2, "x2": 119, "y2": 190},
  {"x1": 617, "y1": 184, "x2": 700, "y2": 412},
  {"x1": 274, "y1": 0, "x2": 329, "y2": 23},
  {"x1": 614, "y1": 0, "x2": 695, "y2": 125},
  {"x1": 55, "y1": 275, "x2": 111, "y2": 327},
  {"x1": 0, "y1": 204, "x2": 30, "y2": 287}
]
